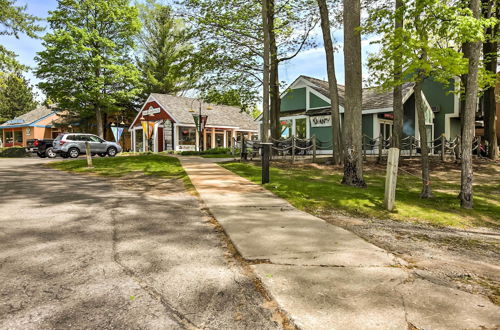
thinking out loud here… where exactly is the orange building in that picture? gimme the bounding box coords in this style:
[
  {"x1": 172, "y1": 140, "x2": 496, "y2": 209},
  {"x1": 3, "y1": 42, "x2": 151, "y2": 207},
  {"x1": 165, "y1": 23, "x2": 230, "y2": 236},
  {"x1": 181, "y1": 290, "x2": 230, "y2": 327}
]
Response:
[{"x1": 0, "y1": 106, "x2": 62, "y2": 147}]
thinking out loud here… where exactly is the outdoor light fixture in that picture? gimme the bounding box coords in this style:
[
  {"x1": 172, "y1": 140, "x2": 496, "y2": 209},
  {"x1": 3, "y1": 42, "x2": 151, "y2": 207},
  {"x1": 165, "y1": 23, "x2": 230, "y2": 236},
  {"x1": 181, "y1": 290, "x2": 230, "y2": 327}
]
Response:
[{"x1": 189, "y1": 98, "x2": 213, "y2": 152}]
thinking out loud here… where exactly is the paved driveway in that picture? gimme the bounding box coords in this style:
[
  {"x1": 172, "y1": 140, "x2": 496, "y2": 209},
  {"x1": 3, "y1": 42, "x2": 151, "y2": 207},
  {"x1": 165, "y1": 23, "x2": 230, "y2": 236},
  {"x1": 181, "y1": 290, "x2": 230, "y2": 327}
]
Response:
[{"x1": 0, "y1": 158, "x2": 279, "y2": 329}]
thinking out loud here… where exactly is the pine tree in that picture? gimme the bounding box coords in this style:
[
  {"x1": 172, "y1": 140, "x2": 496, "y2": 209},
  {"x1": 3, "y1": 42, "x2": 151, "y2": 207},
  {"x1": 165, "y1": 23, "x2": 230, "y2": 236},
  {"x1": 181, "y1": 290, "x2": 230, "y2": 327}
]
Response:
[{"x1": 0, "y1": 73, "x2": 37, "y2": 122}]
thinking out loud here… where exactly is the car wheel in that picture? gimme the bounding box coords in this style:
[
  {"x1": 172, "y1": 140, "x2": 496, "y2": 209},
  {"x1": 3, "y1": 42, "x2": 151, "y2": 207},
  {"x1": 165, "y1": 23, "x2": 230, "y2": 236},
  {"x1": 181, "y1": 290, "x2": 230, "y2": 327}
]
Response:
[
  {"x1": 68, "y1": 147, "x2": 80, "y2": 158},
  {"x1": 98, "y1": 153, "x2": 107, "y2": 157},
  {"x1": 107, "y1": 147, "x2": 117, "y2": 157},
  {"x1": 37, "y1": 152, "x2": 46, "y2": 158},
  {"x1": 61, "y1": 153, "x2": 69, "y2": 159},
  {"x1": 46, "y1": 147, "x2": 57, "y2": 158}
]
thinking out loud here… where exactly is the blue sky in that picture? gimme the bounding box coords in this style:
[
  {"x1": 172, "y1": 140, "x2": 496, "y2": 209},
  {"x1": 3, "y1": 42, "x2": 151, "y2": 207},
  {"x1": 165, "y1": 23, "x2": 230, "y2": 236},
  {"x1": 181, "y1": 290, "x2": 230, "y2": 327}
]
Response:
[{"x1": 1, "y1": 0, "x2": 380, "y2": 100}]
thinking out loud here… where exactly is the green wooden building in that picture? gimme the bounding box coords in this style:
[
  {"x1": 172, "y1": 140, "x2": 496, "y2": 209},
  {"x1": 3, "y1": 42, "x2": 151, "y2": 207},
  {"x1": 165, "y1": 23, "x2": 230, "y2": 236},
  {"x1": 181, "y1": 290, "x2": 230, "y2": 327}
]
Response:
[{"x1": 257, "y1": 75, "x2": 461, "y2": 153}]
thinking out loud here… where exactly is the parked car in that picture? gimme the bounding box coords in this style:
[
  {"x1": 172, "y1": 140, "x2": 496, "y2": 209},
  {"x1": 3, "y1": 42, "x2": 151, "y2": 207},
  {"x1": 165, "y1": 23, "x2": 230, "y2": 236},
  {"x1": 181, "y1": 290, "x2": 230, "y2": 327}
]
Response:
[
  {"x1": 52, "y1": 133, "x2": 122, "y2": 158},
  {"x1": 26, "y1": 139, "x2": 56, "y2": 158}
]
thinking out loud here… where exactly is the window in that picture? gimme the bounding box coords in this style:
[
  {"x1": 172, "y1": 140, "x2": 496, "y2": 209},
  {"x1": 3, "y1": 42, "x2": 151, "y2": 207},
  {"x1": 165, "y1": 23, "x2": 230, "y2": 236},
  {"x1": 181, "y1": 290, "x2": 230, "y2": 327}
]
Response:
[
  {"x1": 66, "y1": 135, "x2": 76, "y2": 141},
  {"x1": 179, "y1": 127, "x2": 196, "y2": 145},
  {"x1": 281, "y1": 120, "x2": 292, "y2": 139},
  {"x1": 379, "y1": 121, "x2": 393, "y2": 140},
  {"x1": 296, "y1": 118, "x2": 306, "y2": 139},
  {"x1": 88, "y1": 135, "x2": 103, "y2": 143},
  {"x1": 14, "y1": 131, "x2": 23, "y2": 143}
]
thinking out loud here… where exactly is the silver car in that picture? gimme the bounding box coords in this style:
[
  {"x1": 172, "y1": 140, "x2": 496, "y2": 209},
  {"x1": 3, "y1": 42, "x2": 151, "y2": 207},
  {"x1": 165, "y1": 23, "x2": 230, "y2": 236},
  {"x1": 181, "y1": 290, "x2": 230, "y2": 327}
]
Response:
[{"x1": 52, "y1": 133, "x2": 122, "y2": 158}]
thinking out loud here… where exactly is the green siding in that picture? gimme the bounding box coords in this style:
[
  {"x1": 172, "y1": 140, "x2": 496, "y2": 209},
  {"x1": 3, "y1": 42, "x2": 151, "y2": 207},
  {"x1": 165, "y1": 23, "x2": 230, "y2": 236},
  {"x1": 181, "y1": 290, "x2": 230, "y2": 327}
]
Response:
[
  {"x1": 362, "y1": 114, "x2": 374, "y2": 138},
  {"x1": 310, "y1": 126, "x2": 331, "y2": 149},
  {"x1": 309, "y1": 92, "x2": 329, "y2": 108},
  {"x1": 421, "y1": 78, "x2": 456, "y2": 139},
  {"x1": 281, "y1": 88, "x2": 306, "y2": 112}
]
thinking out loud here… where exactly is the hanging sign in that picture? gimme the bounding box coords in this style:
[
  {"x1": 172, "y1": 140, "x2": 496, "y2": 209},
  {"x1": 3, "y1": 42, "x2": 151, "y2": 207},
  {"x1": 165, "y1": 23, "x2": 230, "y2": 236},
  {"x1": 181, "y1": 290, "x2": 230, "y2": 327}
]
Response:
[
  {"x1": 143, "y1": 106, "x2": 161, "y2": 116},
  {"x1": 111, "y1": 127, "x2": 124, "y2": 142},
  {"x1": 310, "y1": 115, "x2": 331, "y2": 127}
]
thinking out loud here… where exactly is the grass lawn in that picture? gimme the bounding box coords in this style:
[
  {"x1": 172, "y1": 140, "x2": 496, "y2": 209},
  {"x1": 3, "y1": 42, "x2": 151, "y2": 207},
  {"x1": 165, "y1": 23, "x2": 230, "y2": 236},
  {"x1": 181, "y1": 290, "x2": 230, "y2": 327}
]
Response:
[
  {"x1": 49, "y1": 154, "x2": 192, "y2": 188},
  {"x1": 221, "y1": 161, "x2": 500, "y2": 229}
]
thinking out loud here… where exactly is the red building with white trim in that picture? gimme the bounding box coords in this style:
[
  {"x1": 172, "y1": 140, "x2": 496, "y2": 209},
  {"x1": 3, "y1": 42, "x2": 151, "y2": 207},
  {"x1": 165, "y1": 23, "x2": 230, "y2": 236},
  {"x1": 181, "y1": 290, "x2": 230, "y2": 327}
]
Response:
[{"x1": 130, "y1": 94, "x2": 258, "y2": 152}]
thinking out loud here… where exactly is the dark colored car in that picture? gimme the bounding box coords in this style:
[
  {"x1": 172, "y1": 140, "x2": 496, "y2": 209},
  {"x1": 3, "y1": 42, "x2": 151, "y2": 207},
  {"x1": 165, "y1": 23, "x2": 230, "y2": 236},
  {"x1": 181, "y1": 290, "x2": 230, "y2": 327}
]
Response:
[{"x1": 26, "y1": 139, "x2": 56, "y2": 158}]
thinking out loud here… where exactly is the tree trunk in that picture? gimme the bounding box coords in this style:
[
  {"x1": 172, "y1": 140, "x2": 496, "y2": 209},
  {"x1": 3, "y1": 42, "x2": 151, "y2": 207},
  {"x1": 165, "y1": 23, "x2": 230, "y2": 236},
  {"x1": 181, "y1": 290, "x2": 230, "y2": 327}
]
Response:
[
  {"x1": 268, "y1": 0, "x2": 281, "y2": 143},
  {"x1": 342, "y1": 0, "x2": 365, "y2": 187},
  {"x1": 317, "y1": 0, "x2": 342, "y2": 164},
  {"x1": 460, "y1": 0, "x2": 482, "y2": 209},
  {"x1": 96, "y1": 107, "x2": 104, "y2": 138},
  {"x1": 392, "y1": 0, "x2": 404, "y2": 149},
  {"x1": 482, "y1": 0, "x2": 498, "y2": 160},
  {"x1": 261, "y1": 0, "x2": 270, "y2": 143},
  {"x1": 414, "y1": 81, "x2": 432, "y2": 198}
]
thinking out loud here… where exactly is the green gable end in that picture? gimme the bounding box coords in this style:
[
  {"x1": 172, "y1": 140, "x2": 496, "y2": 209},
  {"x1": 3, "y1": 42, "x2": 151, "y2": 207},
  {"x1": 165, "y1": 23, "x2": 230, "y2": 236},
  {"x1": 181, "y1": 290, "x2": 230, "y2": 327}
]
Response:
[
  {"x1": 281, "y1": 87, "x2": 306, "y2": 112},
  {"x1": 309, "y1": 92, "x2": 330, "y2": 109}
]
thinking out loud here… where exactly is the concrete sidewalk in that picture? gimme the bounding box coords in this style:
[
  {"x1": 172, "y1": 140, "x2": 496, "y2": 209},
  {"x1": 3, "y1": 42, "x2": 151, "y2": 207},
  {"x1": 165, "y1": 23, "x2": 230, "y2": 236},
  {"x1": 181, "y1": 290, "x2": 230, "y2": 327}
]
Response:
[{"x1": 180, "y1": 157, "x2": 500, "y2": 330}]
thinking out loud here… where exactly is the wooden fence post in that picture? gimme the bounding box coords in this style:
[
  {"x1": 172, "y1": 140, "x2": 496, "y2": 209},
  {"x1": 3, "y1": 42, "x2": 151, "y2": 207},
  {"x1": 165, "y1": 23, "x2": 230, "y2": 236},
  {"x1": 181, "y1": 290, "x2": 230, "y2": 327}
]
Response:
[
  {"x1": 441, "y1": 134, "x2": 446, "y2": 162},
  {"x1": 85, "y1": 141, "x2": 93, "y2": 168},
  {"x1": 291, "y1": 136, "x2": 296, "y2": 164},
  {"x1": 363, "y1": 135, "x2": 367, "y2": 160},
  {"x1": 384, "y1": 147, "x2": 400, "y2": 211},
  {"x1": 477, "y1": 135, "x2": 482, "y2": 157},
  {"x1": 312, "y1": 135, "x2": 317, "y2": 163},
  {"x1": 378, "y1": 134, "x2": 383, "y2": 163},
  {"x1": 409, "y1": 136, "x2": 414, "y2": 157}
]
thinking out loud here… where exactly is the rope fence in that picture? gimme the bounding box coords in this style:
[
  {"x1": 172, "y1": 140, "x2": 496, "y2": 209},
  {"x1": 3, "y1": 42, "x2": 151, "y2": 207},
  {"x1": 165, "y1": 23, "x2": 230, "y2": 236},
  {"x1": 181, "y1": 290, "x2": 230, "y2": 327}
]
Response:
[{"x1": 231, "y1": 134, "x2": 488, "y2": 163}]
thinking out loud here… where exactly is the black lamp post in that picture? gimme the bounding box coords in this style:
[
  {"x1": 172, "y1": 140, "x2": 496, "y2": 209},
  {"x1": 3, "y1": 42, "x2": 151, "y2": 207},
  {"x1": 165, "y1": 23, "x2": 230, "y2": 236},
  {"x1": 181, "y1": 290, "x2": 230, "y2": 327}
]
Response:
[{"x1": 189, "y1": 99, "x2": 211, "y2": 152}]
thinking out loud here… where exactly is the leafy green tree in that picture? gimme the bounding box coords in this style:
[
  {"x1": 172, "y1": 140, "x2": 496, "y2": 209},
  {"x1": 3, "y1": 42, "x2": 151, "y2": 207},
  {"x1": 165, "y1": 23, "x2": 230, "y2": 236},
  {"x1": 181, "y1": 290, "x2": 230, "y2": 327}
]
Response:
[
  {"x1": 201, "y1": 88, "x2": 255, "y2": 110},
  {"x1": 0, "y1": 72, "x2": 37, "y2": 122},
  {"x1": 181, "y1": 0, "x2": 318, "y2": 141},
  {"x1": 136, "y1": 0, "x2": 199, "y2": 96},
  {"x1": 35, "y1": 0, "x2": 141, "y2": 138},
  {"x1": 0, "y1": 0, "x2": 43, "y2": 72},
  {"x1": 366, "y1": 0, "x2": 493, "y2": 198}
]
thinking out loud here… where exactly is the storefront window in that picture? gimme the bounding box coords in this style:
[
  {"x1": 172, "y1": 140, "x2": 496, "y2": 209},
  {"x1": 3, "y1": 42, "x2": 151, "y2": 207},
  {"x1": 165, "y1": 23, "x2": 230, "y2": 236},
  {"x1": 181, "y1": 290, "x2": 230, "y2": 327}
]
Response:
[
  {"x1": 281, "y1": 120, "x2": 292, "y2": 139},
  {"x1": 179, "y1": 127, "x2": 196, "y2": 145},
  {"x1": 135, "y1": 129, "x2": 143, "y2": 151},
  {"x1": 14, "y1": 131, "x2": 23, "y2": 143},
  {"x1": 296, "y1": 118, "x2": 306, "y2": 139}
]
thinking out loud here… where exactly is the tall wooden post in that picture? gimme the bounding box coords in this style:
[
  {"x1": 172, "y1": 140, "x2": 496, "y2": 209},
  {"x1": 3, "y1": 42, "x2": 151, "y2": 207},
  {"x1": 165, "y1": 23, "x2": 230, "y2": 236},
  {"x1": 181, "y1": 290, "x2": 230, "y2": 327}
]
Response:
[
  {"x1": 384, "y1": 147, "x2": 400, "y2": 211},
  {"x1": 441, "y1": 135, "x2": 446, "y2": 162},
  {"x1": 85, "y1": 142, "x2": 93, "y2": 168},
  {"x1": 409, "y1": 136, "x2": 414, "y2": 157},
  {"x1": 312, "y1": 135, "x2": 317, "y2": 163},
  {"x1": 291, "y1": 136, "x2": 296, "y2": 164},
  {"x1": 378, "y1": 134, "x2": 383, "y2": 163},
  {"x1": 261, "y1": 143, "x2": 272, "y2": 184}
]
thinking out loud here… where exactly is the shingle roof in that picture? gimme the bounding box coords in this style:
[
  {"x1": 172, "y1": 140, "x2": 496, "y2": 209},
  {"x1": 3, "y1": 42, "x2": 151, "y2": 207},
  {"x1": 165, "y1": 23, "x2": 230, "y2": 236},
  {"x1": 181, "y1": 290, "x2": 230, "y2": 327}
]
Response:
[
  {"x1": 150, "y1": 93, "x2": 258, "y2": 131},
  {"x1": 0, "y1": 106, "x2": 55, "y2": 127},
  {"x1": 300, "y1": 75, "x2": 414, "y2": 111}
]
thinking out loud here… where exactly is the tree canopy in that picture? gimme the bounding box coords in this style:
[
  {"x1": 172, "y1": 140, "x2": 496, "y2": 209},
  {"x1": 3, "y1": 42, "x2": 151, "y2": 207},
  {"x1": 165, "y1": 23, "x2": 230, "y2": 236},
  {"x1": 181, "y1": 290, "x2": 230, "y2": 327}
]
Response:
[
  {"x1": 35, "y1": 0, "x2": 141, "y2": 137},
  {"x1": 0, "y1": 72, "x2": 37, "y2": 123}
]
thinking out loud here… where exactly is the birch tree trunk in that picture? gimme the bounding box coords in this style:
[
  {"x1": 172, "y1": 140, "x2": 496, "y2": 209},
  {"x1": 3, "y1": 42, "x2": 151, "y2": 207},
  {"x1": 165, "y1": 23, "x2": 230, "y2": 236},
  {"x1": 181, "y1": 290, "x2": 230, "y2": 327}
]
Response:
[
  {"x1": 261, "y1": 0, "x2": 270, "y2": 143},
  {"x1": 342, "y1": 0, "x2": 366, "y2": 187},
  {"x1": 414, "y1": 81, "x2": 432, "y2": 198},
  {"x1": 317, "y1": 0, "x2": 342, "y2": 164},
  {"x1": 461, "y1": 0, "x2": 482, "y2": 208},
  {"x1": 392, "y1": 0, "x2": 404, "y2": 149}
]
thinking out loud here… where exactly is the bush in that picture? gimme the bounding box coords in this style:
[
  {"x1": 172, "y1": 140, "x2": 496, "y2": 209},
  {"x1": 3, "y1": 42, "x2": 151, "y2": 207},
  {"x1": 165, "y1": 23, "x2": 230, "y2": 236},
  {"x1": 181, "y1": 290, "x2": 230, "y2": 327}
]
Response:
[{"x1": 0, "y1": 147, "x2": 29, "y2": 158}]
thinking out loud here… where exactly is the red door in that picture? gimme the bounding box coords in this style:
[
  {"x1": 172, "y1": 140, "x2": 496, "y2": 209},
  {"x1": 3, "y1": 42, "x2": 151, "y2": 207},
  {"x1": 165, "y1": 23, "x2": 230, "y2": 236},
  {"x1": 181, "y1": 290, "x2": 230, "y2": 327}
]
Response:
[{"x1": 157, "y1": 127, "x2": 164, "y2": 152}]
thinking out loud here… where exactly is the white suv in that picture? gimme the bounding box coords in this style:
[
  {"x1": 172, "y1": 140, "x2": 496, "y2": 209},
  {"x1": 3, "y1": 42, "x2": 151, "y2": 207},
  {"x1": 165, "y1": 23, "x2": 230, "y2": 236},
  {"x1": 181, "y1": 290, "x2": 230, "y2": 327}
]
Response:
[{"x1": 52, "y1": 133, "x2": 122, "y2": 158}]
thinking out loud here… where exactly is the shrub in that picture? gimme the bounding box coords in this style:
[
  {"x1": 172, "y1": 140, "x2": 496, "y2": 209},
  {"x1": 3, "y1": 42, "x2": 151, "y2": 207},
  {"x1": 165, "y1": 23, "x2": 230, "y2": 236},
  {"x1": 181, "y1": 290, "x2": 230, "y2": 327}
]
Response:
[{"x1": 0, "y1": 147, "x2": 29, "y2": 158}]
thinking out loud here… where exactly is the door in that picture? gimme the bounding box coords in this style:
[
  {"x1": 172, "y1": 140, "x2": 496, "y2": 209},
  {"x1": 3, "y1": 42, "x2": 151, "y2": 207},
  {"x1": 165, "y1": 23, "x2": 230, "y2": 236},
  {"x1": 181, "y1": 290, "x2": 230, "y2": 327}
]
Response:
[{"x1": 88, "y1": 135, "x2": 106, "y2": 152}]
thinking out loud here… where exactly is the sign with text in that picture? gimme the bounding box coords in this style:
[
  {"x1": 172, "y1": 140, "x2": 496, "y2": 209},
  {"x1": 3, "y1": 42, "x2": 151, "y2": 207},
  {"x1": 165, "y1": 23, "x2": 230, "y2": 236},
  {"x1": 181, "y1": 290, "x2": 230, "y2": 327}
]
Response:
[
  {"x1": 143, "y1": 106, "x2": 161, "y2": 116},
  {"x1": 310, "y1": 115, "x2": 331, "y2": 127}
]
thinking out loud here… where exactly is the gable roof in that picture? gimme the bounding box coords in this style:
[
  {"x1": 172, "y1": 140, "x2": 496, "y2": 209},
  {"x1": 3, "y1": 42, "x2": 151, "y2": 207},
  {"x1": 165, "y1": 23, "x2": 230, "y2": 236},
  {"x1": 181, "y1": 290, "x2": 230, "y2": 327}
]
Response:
[
  {"x1": 300, "y1": 75, "x2": 414, "y2": 111},
  {"x1": 0, "y1": 106, "x2": 56, "y2": 128},
  {"x1": 148, "y1": 93, "x2": 258, "y2": 131}
]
